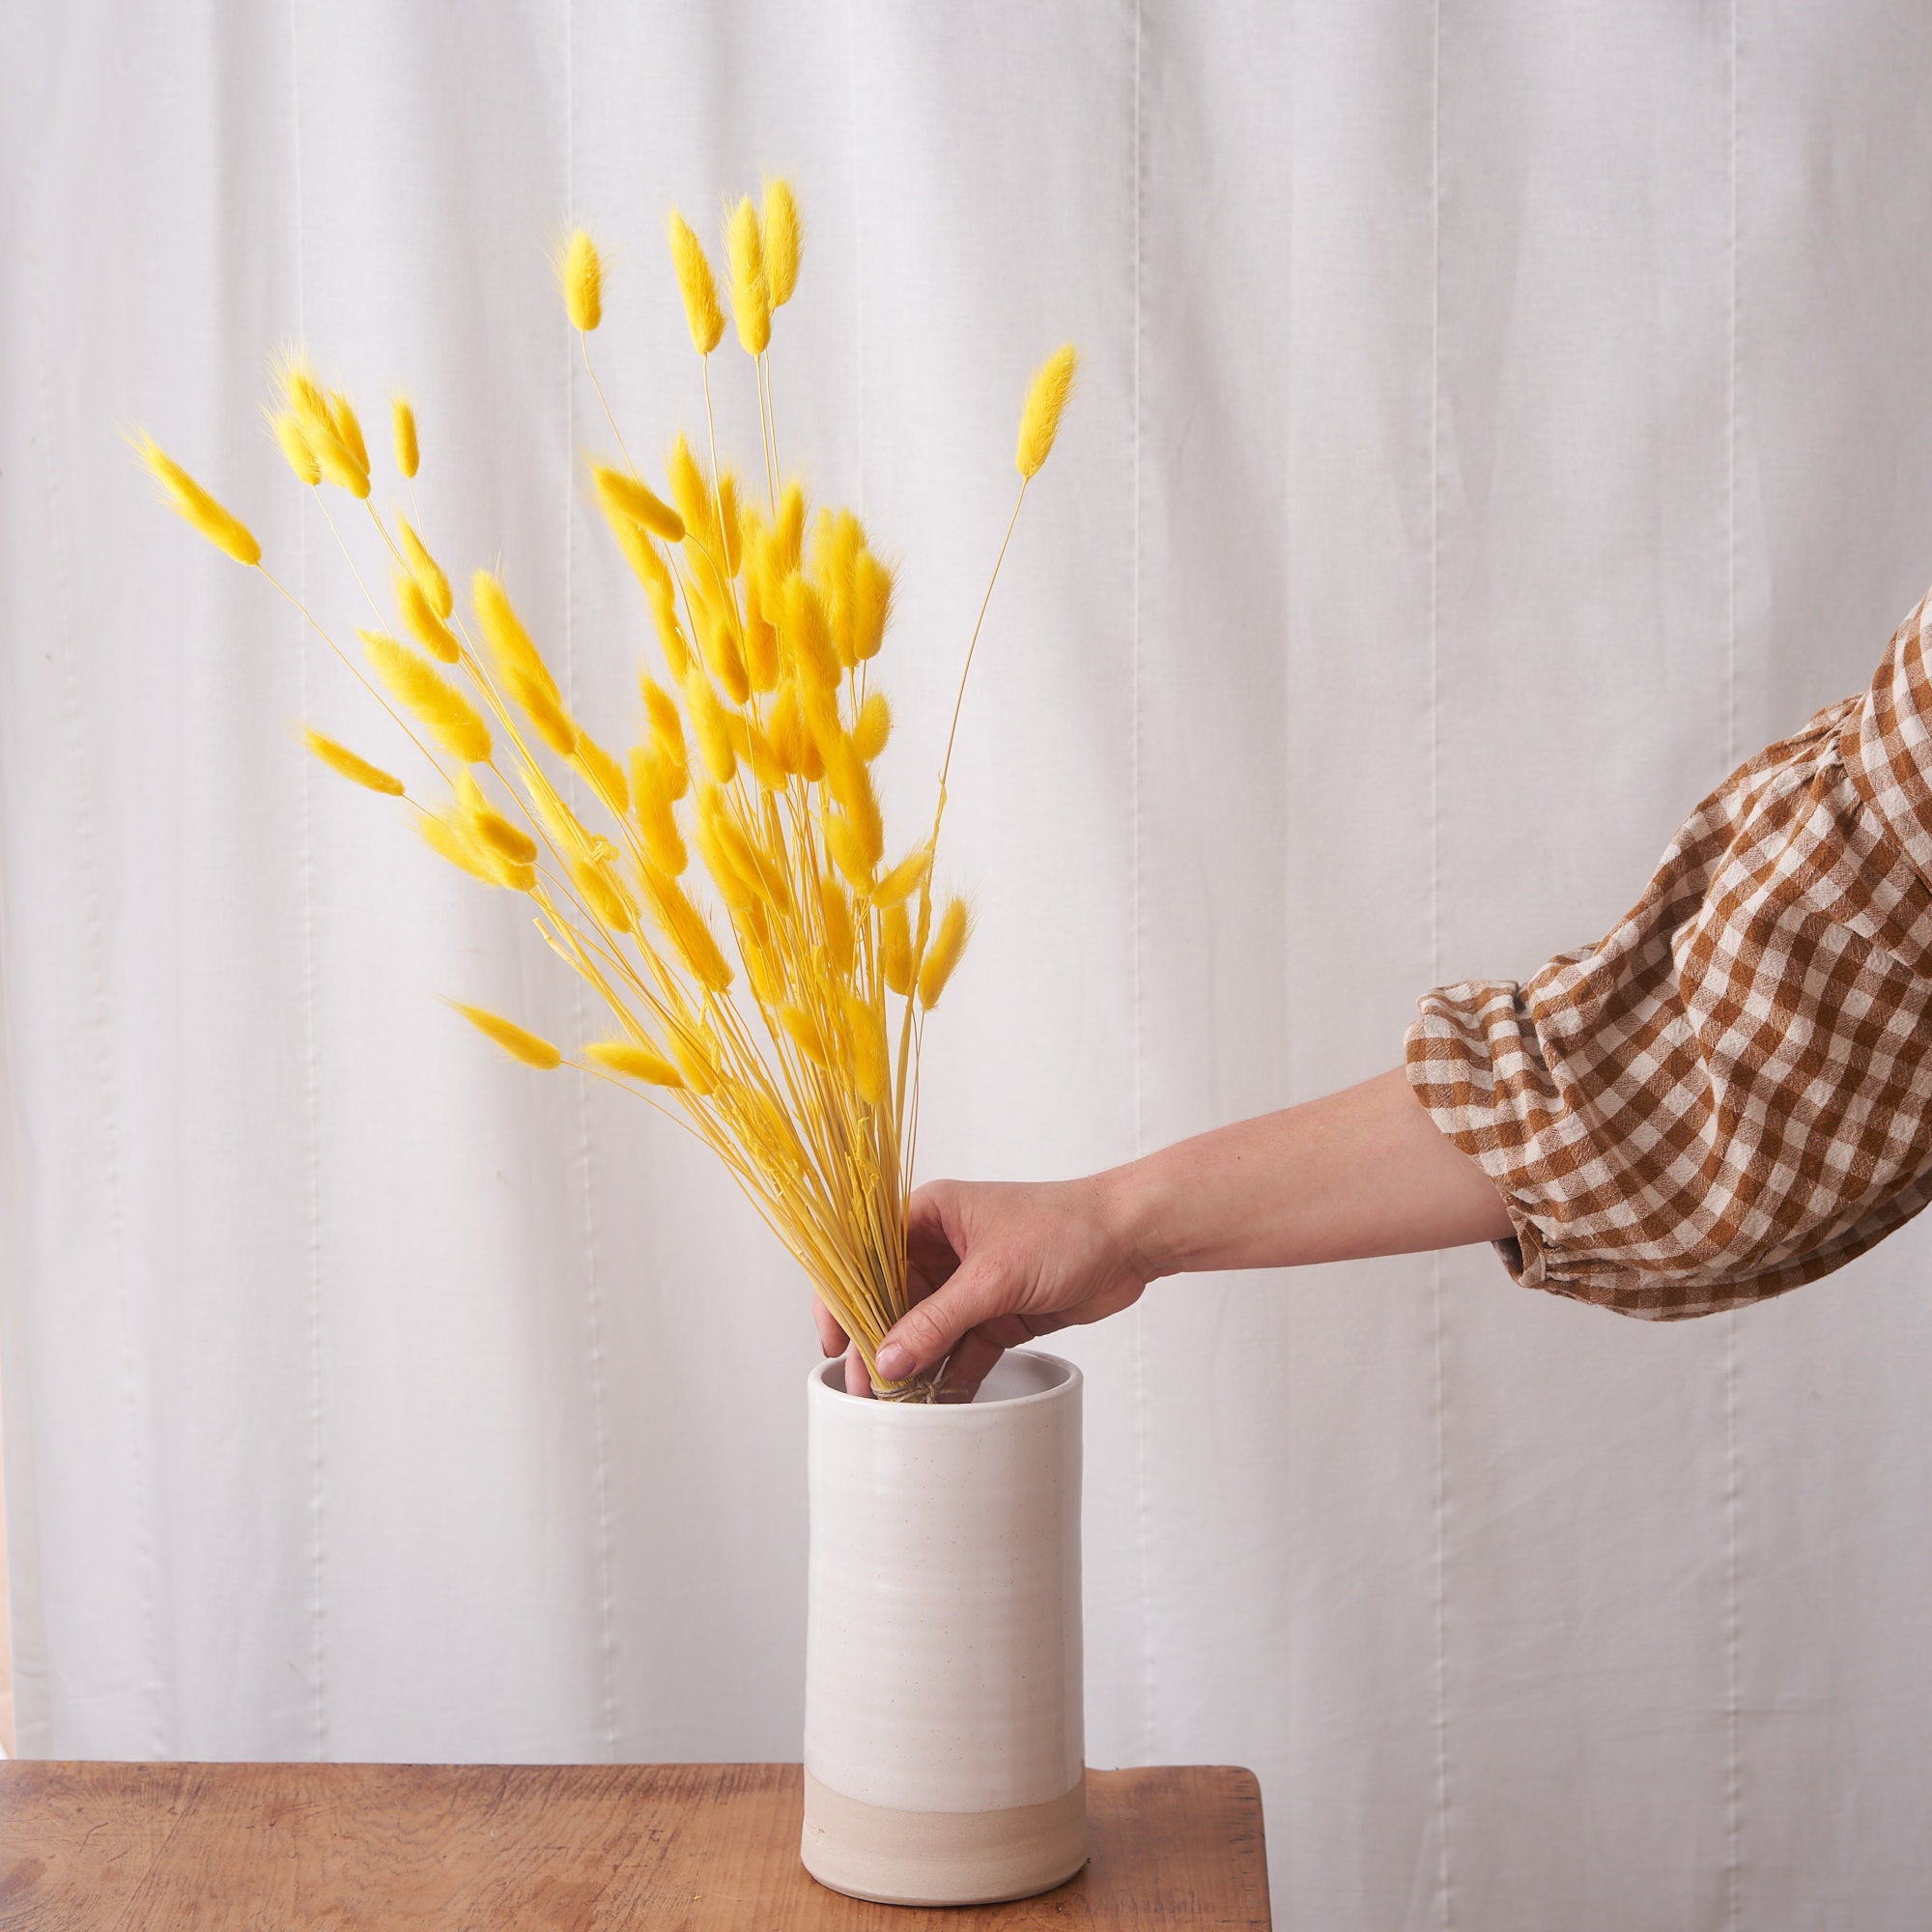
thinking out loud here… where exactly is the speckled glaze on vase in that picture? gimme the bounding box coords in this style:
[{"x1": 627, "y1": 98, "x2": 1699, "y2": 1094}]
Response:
[{"x1": 801, "y1": 1350, "x2": 1086, "y2": 1907}]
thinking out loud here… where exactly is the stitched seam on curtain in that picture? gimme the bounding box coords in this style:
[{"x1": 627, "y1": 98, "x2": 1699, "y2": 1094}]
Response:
[
  {"x1": 287, "y1": 0, "x2": 327, "y2": 1763},
  {"x1": 1430, "y1": 2, "x2": 1453, "y2": 1923},
  {"x1": 563, "y1": 0, "x2": 621, "y2": 1759},
  {"x1": 1127, "y1": 0, "x2": 1155, "y2": 1769},
  {"x1": 28, "y1": 152, "x2": 164, "y2": 1763},
  {"x1": 1723, "y1": 3, "x2": 1744, "y2": 1923}
]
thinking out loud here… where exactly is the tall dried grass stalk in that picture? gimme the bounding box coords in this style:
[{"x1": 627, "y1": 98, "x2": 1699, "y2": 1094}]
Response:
[{"x1": 140, "y1": 180, "x2": 1074, "y2": 1400}]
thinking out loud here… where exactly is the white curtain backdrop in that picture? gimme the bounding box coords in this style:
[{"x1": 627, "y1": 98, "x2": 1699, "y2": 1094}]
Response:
[{"x1": 7, "y1": 3, "x2": 1932, "y2": 1924}]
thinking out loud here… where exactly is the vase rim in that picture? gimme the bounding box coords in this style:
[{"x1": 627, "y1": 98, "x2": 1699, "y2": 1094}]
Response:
[{"x1": 809, "y1": 1348, "x2": 1081, "y2": 1413}]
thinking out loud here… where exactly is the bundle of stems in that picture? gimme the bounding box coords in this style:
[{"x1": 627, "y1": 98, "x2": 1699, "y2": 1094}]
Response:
[{"x1": 138, "y1": 180, "x2": 1075, "y2": 1400}]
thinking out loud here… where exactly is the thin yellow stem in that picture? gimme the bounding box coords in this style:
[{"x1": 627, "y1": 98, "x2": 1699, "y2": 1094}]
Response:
[{"x1": 581, "y1": 333, "x2": 636, "y2": 473}]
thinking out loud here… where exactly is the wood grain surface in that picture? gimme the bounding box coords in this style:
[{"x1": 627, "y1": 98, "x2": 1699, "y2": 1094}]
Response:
[{"x1": 0, "y1": 1761, "x2": 1268, "y2": 1929}]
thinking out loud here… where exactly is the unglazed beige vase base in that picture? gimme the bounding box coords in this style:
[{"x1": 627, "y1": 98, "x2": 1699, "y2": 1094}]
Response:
[{"x1": 800, "y1": 1771, "x2": 1089, "y2": 1907}]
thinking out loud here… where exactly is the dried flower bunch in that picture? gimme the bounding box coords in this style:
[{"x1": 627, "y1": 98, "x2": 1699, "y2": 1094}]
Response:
[{"x1": 139, "y1": 180, "x2": 1075, "y2": 1401}]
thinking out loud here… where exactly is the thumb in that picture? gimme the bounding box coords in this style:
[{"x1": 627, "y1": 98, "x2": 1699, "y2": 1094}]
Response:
[{"x1": 874, "y1": 1248, "x2": 1025, "y2": 1380}]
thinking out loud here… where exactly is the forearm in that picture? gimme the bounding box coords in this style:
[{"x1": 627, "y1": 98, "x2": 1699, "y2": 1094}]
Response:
[{"x1": 1103, "y1": 1067, "x2": 1512, "y2": 1281}]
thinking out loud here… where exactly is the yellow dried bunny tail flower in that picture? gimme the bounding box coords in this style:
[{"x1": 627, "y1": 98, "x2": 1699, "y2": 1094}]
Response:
[
  {"x1": 851, "y1": 552, "x2": 893, "y2": 663},
  {"x1": 642, "y1": 869, "x2": 734, "y2": 992},
  {"x1": 917, "y1": 895, "x2": 973, "y2": 1008},
  {"x1": 391, "y1": 395, "x2": 419, "y2": 479},
  {"x1": 398, "y1": 518, "x2": 452, "y2": 619},
  {"x1": 274, "y1": 352, "x2": 370, "y2": 497},
  {"x1": 361, "y1": 630, "x2": 492, "y2": 763},
  {"x1": 881, "y1": 900, "x2": 914, "y2": 996},
  {"x1": 668, "y1": 210, "x2": 724, "y2": 355},
  {"x1": 725, "y1": 195, "x2": 771, "y2": 355},
  {"x1": 472, "y1": 571, "x2": 563, "y2": 705},
  {"x1": 396, "y1": 571, "x2": 460, "y2": 664},
  {"x1": 683, "y1": 667, "x2": 736, "y2": 783},
  {"x1": 844, "y1": 993, "x2": 890, "y2": 1106},
  {"x1": 303, "y1": 729, "x2": 404, "y2": 796},
  {"x1": 851, "y1": 690, "x2": 892, "y2": 762},
  {"x1": 270, "y1": 412, "x2": 321, "y2": 487},
  {"x1": 575, "y1": 731, "x2": 630, "y2": 812},
  {"x1": 584, "y1": 1039, "x2": 683, "y2": 1087},
  {"x1": 760, "y1": 176, "x2": 803, "y2": 308},
  {"x1": 1015, "y1": 343, "x2": 1079, "y2": 479},
  {"x1": 592, "y1": 464, "x2": 685, "y2": 543},
  {"x1": 328, "y1": 390, "x2": 370, "y2": 475},
  {"x1": 556, "y1": 228, "x2": 603, "y2": 332},
  {"x1": 448, "y1": 1001, "x2": 562, "y2": 1070},
  {"x1": 871, "y1": 841, "x2": 931, "y2": 909},
  {"x1": 132, "y1": 434, "x2": 261, "y2": 566}
]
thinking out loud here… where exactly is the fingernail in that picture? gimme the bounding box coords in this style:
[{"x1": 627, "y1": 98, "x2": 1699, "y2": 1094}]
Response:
[{"x1": 875, "y1": 1341, "x2": 914, "y2": 1379}]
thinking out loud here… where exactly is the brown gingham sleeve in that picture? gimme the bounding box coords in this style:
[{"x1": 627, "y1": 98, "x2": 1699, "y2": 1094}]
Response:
[{"x1": 1406, "y1": 586, "x2": 1932, "y2": 1318}]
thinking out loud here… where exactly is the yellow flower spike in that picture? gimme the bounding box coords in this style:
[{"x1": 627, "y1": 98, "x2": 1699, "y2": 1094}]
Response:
[
  {"x1": 664, "y1": 1023, "x2": 720, "y2": 1094},
  {"x1": 273, "y1": 354, "x2": 369, "y2": 497},
  {"x1": 667, "y1": 210, "x2": 724, "y2": 355},
  {"x1": 556, "y1": 228, "x2": 603, "y2": 332},
  {"x1": 418, "y1": 809, "x2": 500, "y2": 885},
  {"x1": 472, "y1": 572, "x2": 563, "y2": 706},
  {"x1": 639, "y1": 674, "x2": 686, "y2": 762},
  {"x1": 767, "y1": 682, "x2": 807, "y2": 776},
  {"x1": 682, "y1": 667, "x2": 736, "y2": 783},
  {"x1": 743, "y1": 940, "x2": 785, "y2": 1011},
  {"x1": 132, "y1": 434, "x2": 262, "y2": 566},
  {"x1": 698, "y1": 605, "x2": 751, "y2": 707},
  {"x1": 881, "y1": 899, "x2": 914, "y2": 995},
  {"x1": 823, "y1": 810, "x2": 875, "y2": 895},
  {"x1": 743, "y1": 718, "x2": 786, "y2": 791},
  {"x1": 568, "y1": 847, "x2": 637, "y2": 932},
  {"x1": 592, "y1": 464, "x2": 686, "y2": 544},
  {"x1": 779, "y1": 1004, "x2": 829, "y2": 1068},
  {"x1": 852, "y1": 689, "x2": 891, "y2": 762},
  {"x1": 742, "y1": 582, "x2": 781, "y2": 695},
  {"x1": 270, "y1": 412, "x2": 321, "y2": 487},
  {"x1": 871, "y1": 841, "x2": 931, "y2": 909},
  {"x1": 774, "y1": 480, "x2": 807, "y2": 571},
  {"x1": 574, "y1": 731, "x2": 630, "y2": 813},
  {"x1": 398, "y1": 517, "x2": 452, "y2": 618},
  {"x1": 851, "y1": 551, "x2": 893, "y2": 662},
  {"x1": 844, "y1": 993, "x2": 890, "y2": 1106},
  {"x1": 641, "y1": 869, "x2": 733, "y2": 993},
  {"x1": 328, "y1": 390, "x2": 370, "y2": 475},
  {"x1": 760, "y1": 176, "x2": 803, "y2": 309},
  {"x1": 820, "y1": 878, "x2": 855, "y2": 976},
  {"x1": 303, "y1": 729, "x2": 404, "y2": 796},
  {"x1": 1016, "y1": 343, "x2": 1079, "y2": 479},
  {"x1": 469, "y1": 807, "x2": 539, "y2": 868},
  {"x1": 666, "y1": 434, "x2": 717, "y2": 552},
  {"x1": 628, "y1": 747, "x2": 689, "y2": 876},
  {"x1": 391, "y1": 395, "x2": 419, "y2": 479},
  {"x1": 511, "y1": 668, "x2": 580, "y2": 757},
  {"x1": 584, "y1": 1039, "x2": 683, "y2": 1088},
  {"x1": 781, "y1": 573, "x2": 840, "y2": 688},
  {"x1": 360, "y1": 630, "x2": 492, "y2": 763},
  {"x1": 725, "y1": 195, "x2": 772, "y2": 355},
  {"x1": 694, "y1": 808, "x2": 758, "y2": 912},
  {"x1": 448, "y1": 1001, "x2": 562, "y2": 1070},
  {"x1": 396, "y1": 570, "x2": 460, "y2": 664},
  {"x1": 917, "y1": 895, "x2": 973, "y2": 1009}
]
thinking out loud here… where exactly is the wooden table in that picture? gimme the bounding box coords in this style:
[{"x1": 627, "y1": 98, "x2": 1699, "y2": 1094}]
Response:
[{"x1": 0, "y1": 1761, "x2": 1269, "y2": 1928}]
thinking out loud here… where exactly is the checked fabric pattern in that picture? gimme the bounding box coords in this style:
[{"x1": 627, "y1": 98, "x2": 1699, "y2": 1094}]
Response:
[{"x1": 1407, "y1": 586, "x2": 1932, "y2": 1318}]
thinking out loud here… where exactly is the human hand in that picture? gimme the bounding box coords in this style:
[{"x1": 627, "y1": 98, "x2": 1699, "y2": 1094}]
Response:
[{"x1": 813, "y1": 1171, "x2": 1153, "y2": 1402}]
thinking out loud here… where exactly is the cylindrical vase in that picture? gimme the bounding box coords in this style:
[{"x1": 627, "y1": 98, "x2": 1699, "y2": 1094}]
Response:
[{"x1": 801, "y1": 1349, "x2": 1086, "y2": 1907}]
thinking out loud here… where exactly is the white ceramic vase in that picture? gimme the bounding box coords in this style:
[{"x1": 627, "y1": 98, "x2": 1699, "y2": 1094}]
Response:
[{"x1": 801, "y1": 1349, "x2": 1086, "y2": 1906}]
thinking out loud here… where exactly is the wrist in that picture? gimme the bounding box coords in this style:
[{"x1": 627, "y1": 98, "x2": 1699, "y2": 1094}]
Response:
[{"x1": 1092, "y1": 1155, "x2": 1178, "y2": 1284}]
